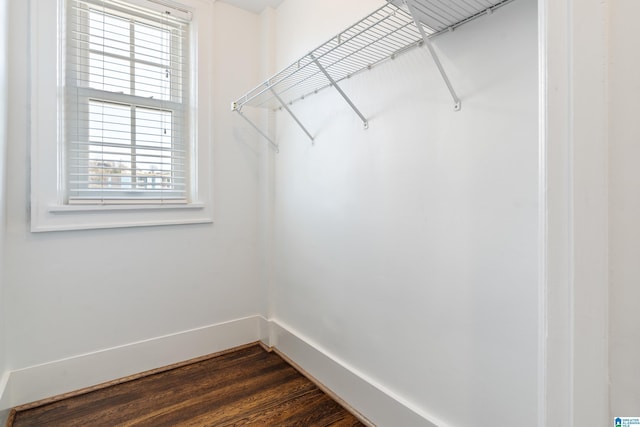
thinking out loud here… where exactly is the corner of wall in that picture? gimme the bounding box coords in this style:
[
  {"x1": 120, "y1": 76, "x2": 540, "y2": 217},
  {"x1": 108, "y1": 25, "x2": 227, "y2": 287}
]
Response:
[{"x1": 257, "y1": 3, "x2": 277, "y2": 323}]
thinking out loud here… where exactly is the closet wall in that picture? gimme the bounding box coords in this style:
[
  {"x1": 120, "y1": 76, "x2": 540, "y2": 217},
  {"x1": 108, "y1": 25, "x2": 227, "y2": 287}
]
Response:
[{"x1": 269, "y1": 0, "x2": 539, "y2": 425}]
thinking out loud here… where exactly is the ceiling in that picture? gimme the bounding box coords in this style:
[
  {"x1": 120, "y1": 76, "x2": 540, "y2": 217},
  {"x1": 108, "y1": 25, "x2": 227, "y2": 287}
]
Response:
[{"x1": 219, "y1": 0, "x2": 284, "y2": 14}]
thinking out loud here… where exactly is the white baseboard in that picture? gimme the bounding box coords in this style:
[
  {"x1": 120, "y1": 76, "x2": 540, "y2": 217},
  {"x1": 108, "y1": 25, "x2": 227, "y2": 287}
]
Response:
[
  {"x1": 0, "y1": 408, "x2": 9, "y2": 426},
  {"x1": 258, "y1": 314, "x2": 271, "y2": 346},
  {"x1": 265, "y1": 318, "x2": 443, "y2": 427},
  {"x1": 0, "y1": 370, "x2": 10, "y2": 424},
  {"x1": 0, "y1": 315, "x2": 262, "y2": 410}
]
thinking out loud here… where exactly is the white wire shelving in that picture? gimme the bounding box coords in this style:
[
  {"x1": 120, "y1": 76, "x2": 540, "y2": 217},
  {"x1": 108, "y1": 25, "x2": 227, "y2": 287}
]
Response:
[{"x1": 231, "y1": 0, "x2": 515, "y2": 151}]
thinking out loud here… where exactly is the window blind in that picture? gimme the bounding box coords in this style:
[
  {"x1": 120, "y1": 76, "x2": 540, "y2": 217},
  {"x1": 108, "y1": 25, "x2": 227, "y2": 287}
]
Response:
[{"x1": 65, "y1": 0, "x2": 190, "y2": 204}]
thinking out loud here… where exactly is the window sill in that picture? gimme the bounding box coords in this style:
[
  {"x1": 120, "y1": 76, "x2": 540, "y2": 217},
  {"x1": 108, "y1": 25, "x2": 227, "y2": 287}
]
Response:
[
  {"x1": 31, "y1": 202, "x2": 213, "y2": 233},
  {"x1": 49, "y1": 203, "x2": 206, "y2": 214}
]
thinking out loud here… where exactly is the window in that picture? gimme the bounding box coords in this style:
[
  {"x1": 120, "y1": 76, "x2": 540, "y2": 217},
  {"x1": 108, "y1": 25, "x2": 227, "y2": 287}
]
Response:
[
  {"x1": 66, "y1": 0, "x2": 188, "y2": 204},
  {"x1": 30, "y1": 0, "x2": 213, "y2": 231}
]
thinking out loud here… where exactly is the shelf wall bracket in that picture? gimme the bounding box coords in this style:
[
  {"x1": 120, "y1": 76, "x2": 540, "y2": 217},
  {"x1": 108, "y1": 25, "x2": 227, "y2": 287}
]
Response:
[
  {"x1": 232, "y1": 103, "x2": 279, "y2": 153},
  {"x1": 403, "y1": 0, "x2": 462, "y2": 111},
  {"x1": 309, "y1": 54, "x2": 369, "y2": 129},
  {"x1": 270, "y1": 88, "x2": 315, "y2": 144}
]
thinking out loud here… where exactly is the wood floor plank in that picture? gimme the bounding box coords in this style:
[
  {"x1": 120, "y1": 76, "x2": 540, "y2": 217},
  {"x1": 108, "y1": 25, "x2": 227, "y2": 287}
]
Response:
[
  {"x1": 13, "y1": 347, "x2": 266, "y2": 420},
  {"x1": 223, "y1": 389, "x2": 355, "y2": 427},
  {"x1": 10, "y1": 345, "x2": 365, "y2": 427},
  {"x1": 13, "y1": 346, "x2": 278, "y2": 426},
  {"x1": 120, "y1": 354, "x2": 297, "y2": 425},
  {"x1": 126, "y1": 371, "x2": 313, "y2": 426},
  {"x1": 166, "y1": 378, "x2": 316, "y2": 427}
]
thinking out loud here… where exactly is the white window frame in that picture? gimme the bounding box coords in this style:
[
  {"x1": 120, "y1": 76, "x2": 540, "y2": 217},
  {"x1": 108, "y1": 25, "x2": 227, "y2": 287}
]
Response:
[{"x1": 30, "y1": 0, "x2": 213, "y2": 232}]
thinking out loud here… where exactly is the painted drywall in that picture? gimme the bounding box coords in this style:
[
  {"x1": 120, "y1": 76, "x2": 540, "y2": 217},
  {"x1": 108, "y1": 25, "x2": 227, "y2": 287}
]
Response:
[
  {"x1": 0, "y1": 0, "x2": 9, "y2": 421},
  {"x1": 609, "y1": 0, "x2": 640, "y2": 418},
  {"x1": 2, "y1": 0, "x2": 264, "y2": 400},
  {"x1": 256, "y1": 6, "x2": 277, "y2": 323},
  {"x1": 270, "y1": 0, "x2": 539, "y2": 425}
]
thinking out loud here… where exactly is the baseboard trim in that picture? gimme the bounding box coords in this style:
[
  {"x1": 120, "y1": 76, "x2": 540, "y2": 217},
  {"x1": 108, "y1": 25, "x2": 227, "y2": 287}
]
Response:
[
  {"x1": 266, "y1": 318, "x2": 444, "y2": 427},
  {"x1": 1, "y1": 370, "x2": 12, "y2": 425},
  {"x1": 1, "y1": 316, "x2": 262, "y2": 410}
]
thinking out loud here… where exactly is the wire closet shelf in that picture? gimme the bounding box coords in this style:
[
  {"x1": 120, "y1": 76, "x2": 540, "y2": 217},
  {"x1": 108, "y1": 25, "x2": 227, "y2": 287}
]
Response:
[{"x1": 231, "y1": 0, "x2": 515, "y2": 149}]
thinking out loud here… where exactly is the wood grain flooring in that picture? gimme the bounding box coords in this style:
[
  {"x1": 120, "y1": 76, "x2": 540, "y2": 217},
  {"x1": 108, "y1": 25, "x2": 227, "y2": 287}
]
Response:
[{"x1": 8, "y1": 344, "x2": 365, "y2": 427}]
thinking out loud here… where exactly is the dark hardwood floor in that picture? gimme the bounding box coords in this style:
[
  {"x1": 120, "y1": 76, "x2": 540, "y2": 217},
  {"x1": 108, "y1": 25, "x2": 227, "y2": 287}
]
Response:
[{"x1": 8, "y1": 344, "x2": 365, "y2": 426}]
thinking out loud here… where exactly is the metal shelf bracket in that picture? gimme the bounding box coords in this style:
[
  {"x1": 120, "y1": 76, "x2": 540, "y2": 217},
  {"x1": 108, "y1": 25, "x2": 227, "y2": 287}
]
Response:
[
  {"x1": 232, "y1": 102, "x2": 279, "y2": 153},
  {"x1": 310, "y1": 54, "x2": 369, "y2": 129},
  {"x1": 270, "y1": 88, "x2": 315, "y2": 143},
  {"x1": 403, "y1": 0, "x2": 462, "y2": 111}
]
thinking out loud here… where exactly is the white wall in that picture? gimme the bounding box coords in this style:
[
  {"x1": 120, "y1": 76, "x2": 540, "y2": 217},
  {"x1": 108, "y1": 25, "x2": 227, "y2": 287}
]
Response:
[
  {"x1": 609, "y1": 0, "x2": 640, "y2": 418},
  {"x1": 271, "y1": 0, "x2": 539, "y2": 425},
  {"x1": 0, "y1": 0, "x2": 9, "y2": 421},
  {"x1": 2, "y1": 0, "x2": 264, "y2": 405}
]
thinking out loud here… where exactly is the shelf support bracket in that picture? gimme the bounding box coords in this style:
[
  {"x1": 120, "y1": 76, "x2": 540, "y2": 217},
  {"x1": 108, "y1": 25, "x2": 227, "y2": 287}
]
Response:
[
  {"x1": 310, "y1": 54, "x2": 369, "y2": 129},
  {"x1": 232, "y1": 103, "x2": 279, "y2": 153},
  {"x1": 404, "y1": 0, "x2": 462, "y2": 111},
  {"x1": 270, "y1": 88, "x2": 315, "y2": 144}
]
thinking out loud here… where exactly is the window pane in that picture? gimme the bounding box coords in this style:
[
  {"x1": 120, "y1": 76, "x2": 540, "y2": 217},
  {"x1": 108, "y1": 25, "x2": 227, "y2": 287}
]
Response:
[
  {"x1": 136, "y1": 108, "x2": 173, "y2": 189},
  {"x1": 134, "y1": 62, "x2": 170, "y2": 100},
  {"x1": 89, "y1": 11, "x2": 130, "y2": 58},
  {"x1": 89, "y1": 53, "x2": 131, "y2": 94},
  {"x1": 88, "y1": 101, "x2": 132, "y2": 189},
  {"x1": 134, "y1": 22, "x2": 170, "y2": 64}
]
